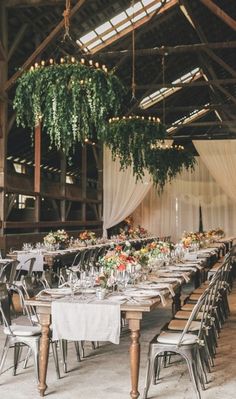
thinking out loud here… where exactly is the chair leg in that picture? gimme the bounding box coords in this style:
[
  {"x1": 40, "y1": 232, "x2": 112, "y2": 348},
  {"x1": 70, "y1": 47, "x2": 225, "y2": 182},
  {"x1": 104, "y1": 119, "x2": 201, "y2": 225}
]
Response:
[
  {"x1": 143, "y1": 351, "x2": 156, "y2": 399},
  {"x1": 0, "y1": 336, "x2": 10, "y2": 375},
  {"x1": 23, "y1": 347, "x2": 31, "y2": 369},
  {"x1": 74, "y1": 341, "x2": 81, "y2": 362},
  {"x1": 13, "y1": 343, "x2": 21, "y2": 376},
  {"x1": 184, "y1": 350, "x2": 201, "y2": 399},
  {"x1": 80, "y1": 341, "x2": 85, "y2": 358},
  {"x1": 30, "y1": 340, "x2": 40, "y2": 383},
  {"x1": 60, "y1": 340, "x2": 68, "y2": 373},
  {"x1": 51, "y1": 341, "x2": 60, "y2": 379}
]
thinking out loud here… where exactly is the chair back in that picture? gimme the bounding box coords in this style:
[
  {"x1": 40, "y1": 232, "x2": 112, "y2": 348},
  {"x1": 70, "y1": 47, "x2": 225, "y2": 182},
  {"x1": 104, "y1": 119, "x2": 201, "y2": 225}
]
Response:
[
  {"x1": 177, "y1": 286, "x2": 212, "y2": 347},
  {"x1": 0, "y1": 282, "x2": 11, "y2": 328},
  {"x1": 0, "y1": 260, "x2": 20, "y2": 284},
  {"x1": 23, "y1": 257, "x2": 36, "y2": 276},
  {"x1": 71, "y1": 251, "x2": 82, "y2": 268}
]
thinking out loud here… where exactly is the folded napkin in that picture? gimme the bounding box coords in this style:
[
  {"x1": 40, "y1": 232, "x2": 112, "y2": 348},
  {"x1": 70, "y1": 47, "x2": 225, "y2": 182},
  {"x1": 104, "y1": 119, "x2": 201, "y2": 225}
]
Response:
[
  {"x1": 159, "y1": 272, "x2": 190, "y2": 283},
  {"x1": 52, "y1": 298, "x2": 121, "y2": 344}
]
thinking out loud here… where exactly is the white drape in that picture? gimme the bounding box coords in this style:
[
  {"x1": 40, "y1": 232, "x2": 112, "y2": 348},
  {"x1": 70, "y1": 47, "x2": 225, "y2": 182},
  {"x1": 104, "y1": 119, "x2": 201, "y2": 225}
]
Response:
[
  {"x1": 194, "y1": 140, "x2": 236, "y2": 203},
  {"x1": 103, "y1": 147, "x2": 152, "y2": 236},
  {"x1": 133, "y1": 157, "x2": 236, "y2": 241}
]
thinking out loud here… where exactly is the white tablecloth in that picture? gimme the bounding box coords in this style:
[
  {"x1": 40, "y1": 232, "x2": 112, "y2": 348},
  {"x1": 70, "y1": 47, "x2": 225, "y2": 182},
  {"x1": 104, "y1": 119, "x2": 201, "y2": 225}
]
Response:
[
  {"x1": 15, "y1": 252, "x2": 44, "y2": 272},
  {"x1": 52, "y1": 298, "x2": 121, "y2": 344}
]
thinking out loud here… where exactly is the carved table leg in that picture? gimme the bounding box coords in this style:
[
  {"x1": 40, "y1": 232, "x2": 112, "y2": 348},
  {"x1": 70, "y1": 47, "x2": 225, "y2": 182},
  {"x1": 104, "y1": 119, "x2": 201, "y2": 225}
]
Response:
[
  {"x1": 128, "y1": 317, "x2": 141, "y2": 399},
  {"x1": 38, "y1": 310, "x2": 51, "y2": 397}
]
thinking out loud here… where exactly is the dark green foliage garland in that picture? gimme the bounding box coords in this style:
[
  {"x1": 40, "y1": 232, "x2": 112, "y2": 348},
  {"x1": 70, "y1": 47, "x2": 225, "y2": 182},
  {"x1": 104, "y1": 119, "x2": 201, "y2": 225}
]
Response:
[
  {"x1": 105, "y1": 117, "x2": 196, "y2": 191},
  {"x1": 13, "y1": 60, "x2": 124, "y2": 153},
  {"x1": 13, "y1": 60, "x2": 195, "y2": 191}
]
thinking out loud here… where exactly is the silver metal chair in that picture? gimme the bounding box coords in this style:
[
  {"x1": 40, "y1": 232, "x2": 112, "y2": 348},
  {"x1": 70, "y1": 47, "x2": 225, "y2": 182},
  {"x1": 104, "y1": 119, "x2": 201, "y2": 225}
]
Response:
[
  {"x1": 0, "y1": 282, "x2": 41, "y2": 381},
  {"x1": 143, "y1": 287, "x2": 211, "y2": 399}
]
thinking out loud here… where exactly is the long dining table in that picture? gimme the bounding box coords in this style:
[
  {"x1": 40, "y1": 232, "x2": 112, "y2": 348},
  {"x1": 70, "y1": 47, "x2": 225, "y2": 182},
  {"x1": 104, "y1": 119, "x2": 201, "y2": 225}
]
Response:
[
  {"x1": 23, "y1": 244, "x2": 226, "y2": 398},
  {"x1": 25, "y1": 282, "x2": 182, "y2": 399}
]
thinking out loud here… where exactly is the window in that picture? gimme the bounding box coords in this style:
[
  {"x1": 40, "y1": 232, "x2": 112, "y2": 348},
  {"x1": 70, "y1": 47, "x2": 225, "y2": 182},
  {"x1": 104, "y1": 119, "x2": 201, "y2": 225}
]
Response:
[
  {"x1": 140, "y1": 67, "x2": 203, "y2": 109},
  {"x1": 76, "y1": 0, "x2": 176, "y2": 53}
]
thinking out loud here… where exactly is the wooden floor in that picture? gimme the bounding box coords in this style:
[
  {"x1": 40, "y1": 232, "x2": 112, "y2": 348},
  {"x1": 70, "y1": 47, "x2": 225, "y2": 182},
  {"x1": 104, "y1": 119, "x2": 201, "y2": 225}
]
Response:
[{"x1": 0, "y1": 285, "x2": 236, "y2": 399}]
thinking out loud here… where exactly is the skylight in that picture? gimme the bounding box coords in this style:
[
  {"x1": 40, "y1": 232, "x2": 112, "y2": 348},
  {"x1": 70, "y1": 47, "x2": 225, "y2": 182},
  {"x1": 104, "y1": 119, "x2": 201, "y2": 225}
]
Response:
[
  {"x1": 167, "y1": 104, "x2": 210, "y2": 135},
  {"x1": 76, "y1": 0, "x2": 177, "y2": 54},
  {"x1": 140, "y1": 67, "x2": 203, "y2": 109}
]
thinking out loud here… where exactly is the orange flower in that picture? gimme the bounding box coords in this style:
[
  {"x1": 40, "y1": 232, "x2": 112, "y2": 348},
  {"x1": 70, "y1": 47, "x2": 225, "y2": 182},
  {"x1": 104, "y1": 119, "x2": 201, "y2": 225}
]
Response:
[{"x1": 117, "y1": 263, "x2": 126, "y2": 271}]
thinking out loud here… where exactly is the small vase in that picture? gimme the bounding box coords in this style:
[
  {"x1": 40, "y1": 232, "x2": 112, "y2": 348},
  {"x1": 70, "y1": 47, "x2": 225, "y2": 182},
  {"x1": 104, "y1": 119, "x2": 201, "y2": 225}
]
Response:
[{"x1": 96, "y1": 287, "x2": 107, "y2": 300}]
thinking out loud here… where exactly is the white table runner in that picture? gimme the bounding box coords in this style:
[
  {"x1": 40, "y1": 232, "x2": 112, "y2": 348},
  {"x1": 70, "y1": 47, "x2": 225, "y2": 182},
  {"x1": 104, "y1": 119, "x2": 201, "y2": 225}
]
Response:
[{"x1": 52, "y1": 299, "x2": 121, "y2": 344}]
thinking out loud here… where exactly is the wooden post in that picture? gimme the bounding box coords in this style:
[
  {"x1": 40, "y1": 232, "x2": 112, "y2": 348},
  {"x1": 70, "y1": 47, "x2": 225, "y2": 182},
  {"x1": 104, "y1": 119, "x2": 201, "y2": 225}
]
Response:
[
  {"x1": 34, "y1": 123, "x2": 41, "y2": 193},
  {"x1": 0, "y1": 3, "x2": 8, "y2": 240},
  {"x1": 60, "y1": 151, "x2": 66, "y2": 222},
  {"x1": 81, "y1": 145, "x2": 87, "y2": 223},
  {"x1": 34, "y1": 123, "x2": 41, "y2": 228}
]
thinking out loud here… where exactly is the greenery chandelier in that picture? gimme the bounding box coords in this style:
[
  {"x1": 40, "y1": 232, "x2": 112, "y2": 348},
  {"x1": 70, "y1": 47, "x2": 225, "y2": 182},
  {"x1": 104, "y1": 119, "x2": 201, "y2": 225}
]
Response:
[
  {"x1": 13, "y1": 59, "x2": 195, "y2": 191},
  {"x1": 13, "y1": 57, "x2": 124, "y2": 153},
  {"x1": 105, "y1": 115, "x2": 196, "y2": 191}
]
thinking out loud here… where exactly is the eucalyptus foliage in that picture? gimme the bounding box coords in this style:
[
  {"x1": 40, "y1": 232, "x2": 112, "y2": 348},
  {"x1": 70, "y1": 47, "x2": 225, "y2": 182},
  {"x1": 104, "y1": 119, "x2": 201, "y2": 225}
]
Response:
[
  {"x1": 13, "y1": 61, "x2": 124, "y2": 153},
  {"x1": 105, "y1": 117, "x2": 195, "y2": 191}
]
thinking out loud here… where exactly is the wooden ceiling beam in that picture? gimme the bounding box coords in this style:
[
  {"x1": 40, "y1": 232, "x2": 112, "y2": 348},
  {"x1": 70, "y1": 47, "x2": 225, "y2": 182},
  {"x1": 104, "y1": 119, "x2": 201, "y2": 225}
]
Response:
[
  {"x1": 4, "y1": 0, "x2": 86, "y2": 91},
  {"x1": 178, "y1": 0, "x2": 236, "y2": 120},
  {"x1": 142, "y1": 104, "x2": 235, "y2": 113},
  {"x1": 8, "y1": 24, "x2": 28, "y2": 61},
  {"x1": 98, "y1": 40, "x2": 236, "y2": 57},
  {"x1": 168, "y1": 121, "x2": 236, "y2": 128},
  {"x1": 199, "y1": 0, "x2": 236, "y2": 32},
  {"x1": 0, "y1": 40, "x2": 6, "y2": 61},
  {"x1": 89, "y1": 0, "x2": 178, "y2": 55},
  {"x1": 136, "y1": 78, "x2": 236, "y2": 90},
  {"x1": 6, "y1": 0, "x2": 65, "y2": 7}
]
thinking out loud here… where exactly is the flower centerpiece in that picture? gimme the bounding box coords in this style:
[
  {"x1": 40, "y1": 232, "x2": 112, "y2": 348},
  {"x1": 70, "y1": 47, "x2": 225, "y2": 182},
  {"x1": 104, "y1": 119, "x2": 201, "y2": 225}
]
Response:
[
  {"x1": 79, "y1": 230, "x2": 96, "y2": 244},
  {"x1": 44, "y1": 229, "x2": 69, "y2": 249},
  {"x1": 97, "y1": 243, "x2": 141, "y2": 289},
  {"x1": 208, "y1": 228, "x2": 225, "y2": 239},
  {"x1": 181, "y1": 232, "x2": 200, "y2": 249}
]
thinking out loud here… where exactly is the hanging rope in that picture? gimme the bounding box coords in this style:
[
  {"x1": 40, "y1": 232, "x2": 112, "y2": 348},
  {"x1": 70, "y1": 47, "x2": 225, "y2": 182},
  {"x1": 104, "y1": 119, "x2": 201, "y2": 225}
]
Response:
[
  {"x1": 131, "y1": 0, "x2": 136, "y2": 101},
  {"x1": 63, "y1": 0, "x2": 72, "y2": 40}
]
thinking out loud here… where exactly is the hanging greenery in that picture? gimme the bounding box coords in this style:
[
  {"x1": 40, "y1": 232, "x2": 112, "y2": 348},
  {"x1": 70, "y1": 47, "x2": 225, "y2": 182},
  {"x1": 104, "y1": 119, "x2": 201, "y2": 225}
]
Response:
[
  {"x1": 105, "y1": 116, "x2": 196, "y2": 191},
  {"x1": 13, "y1": 58, "x2": 124, "y2": 153}
]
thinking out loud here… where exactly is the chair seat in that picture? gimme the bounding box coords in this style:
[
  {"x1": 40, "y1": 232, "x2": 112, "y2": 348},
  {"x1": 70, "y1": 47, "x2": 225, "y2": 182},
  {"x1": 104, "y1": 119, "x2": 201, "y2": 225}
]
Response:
[
  {"x1": 193, "y1": 288, "x2": 206, "y2": 294},
  {"x1": 189, "y1": 294, "x2": 201, "y2": 301},
  {"x1": 168, "y1": 319, "x2": 201, "y2": 332},
  {"x1": 156, "y1": 331, "x2": 198, "y2": 345},
  {"x1": 175, "y1": 310, "x2": 203, "y2": 320},
  {"x1": 181, "y1": 303, "x2": 195, "y2": 311},
  {"x1": 4, "y1": 324, "x2": 41, "y2": 337}
]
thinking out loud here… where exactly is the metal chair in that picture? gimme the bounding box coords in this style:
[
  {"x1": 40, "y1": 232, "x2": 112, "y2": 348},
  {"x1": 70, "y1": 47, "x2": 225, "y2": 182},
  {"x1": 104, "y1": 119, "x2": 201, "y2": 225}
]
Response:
[
  {"x1": 0, "y1": 260, "x2": 20, "y2": 284},
  {"x1": 143, "y1": 287, "x2": 212, "y2": 399},
  {"x1": 0, "y1": 282, "x2": 41, "y2": 381}
]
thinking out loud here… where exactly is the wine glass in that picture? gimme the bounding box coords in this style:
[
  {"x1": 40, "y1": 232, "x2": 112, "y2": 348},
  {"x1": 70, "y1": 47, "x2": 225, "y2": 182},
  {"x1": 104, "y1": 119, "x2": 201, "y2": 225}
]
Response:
[{"x1": 69, "y1": 271, "x2": 78, "y2": 301}]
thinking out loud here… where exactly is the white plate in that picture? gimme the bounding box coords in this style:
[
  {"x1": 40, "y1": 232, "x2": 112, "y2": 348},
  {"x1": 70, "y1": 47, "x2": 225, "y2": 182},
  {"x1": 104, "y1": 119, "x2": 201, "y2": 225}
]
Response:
[
  {"x1": 82, "y1": 288, "x2": 96, "y2": 294},
  {"x1": 44, "y1": 288, "x2": 72, "y2": 296},
  {"x1": 124, "y1": 290, "x2": 158, "y2": 300}
]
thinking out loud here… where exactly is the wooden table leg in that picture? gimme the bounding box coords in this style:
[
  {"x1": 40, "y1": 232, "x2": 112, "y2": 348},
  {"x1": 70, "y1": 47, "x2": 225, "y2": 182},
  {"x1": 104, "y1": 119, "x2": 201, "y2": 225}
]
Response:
[
  {"x1": 38, "y1": 310, "x2": 51, "y2": 397},
  {"x1": 128, "y1": 317, "x2": 142, "y2": 399}
]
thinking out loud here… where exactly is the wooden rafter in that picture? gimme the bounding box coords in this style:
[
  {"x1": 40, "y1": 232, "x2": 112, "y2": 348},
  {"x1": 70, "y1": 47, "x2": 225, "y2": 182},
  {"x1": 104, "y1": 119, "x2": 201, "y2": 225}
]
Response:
[
  {"x1": 98, "y1": 40, "x2": 236, "y2": 57},
  {"x1": 8, "y1": 24, "x2": 28, "y2": 61},
  {"x1": 88, "y1": 0, "x2": 178, "y2": 55},
  {"x1": 178, "y1": 0, "x2": 236, "y2": 120},
  {"x1": 5, "y1": 0, "x2": 86, "y2": 91},
  {"x1": 199, "y1": 0, "x2": 236, "y2": 32},
  {"x1": 6, "y1": 0, "x2": 65, "y2": 7},
  {"x1": 136, "y1": 79, "x2": 236, "y2": 90},
  {"x1": 0, "y1": 40, "x2": 6, "y2": 61}
]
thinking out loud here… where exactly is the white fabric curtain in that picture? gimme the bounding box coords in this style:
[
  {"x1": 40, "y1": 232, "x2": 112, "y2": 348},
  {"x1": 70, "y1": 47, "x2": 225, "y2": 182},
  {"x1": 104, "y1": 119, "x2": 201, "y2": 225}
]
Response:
[
  {"x1": 103, "y1": 147, "x2": 152, "y2": 236},
  {"x1": 132, "y1": 164, "x2": 200, "y2": 242},
  {"x1": 194, "y1": 140, "x2": 236, "y2": 203},
  {"x1": 133, "y1": 156, "x2": 236, "y2": 241}
]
